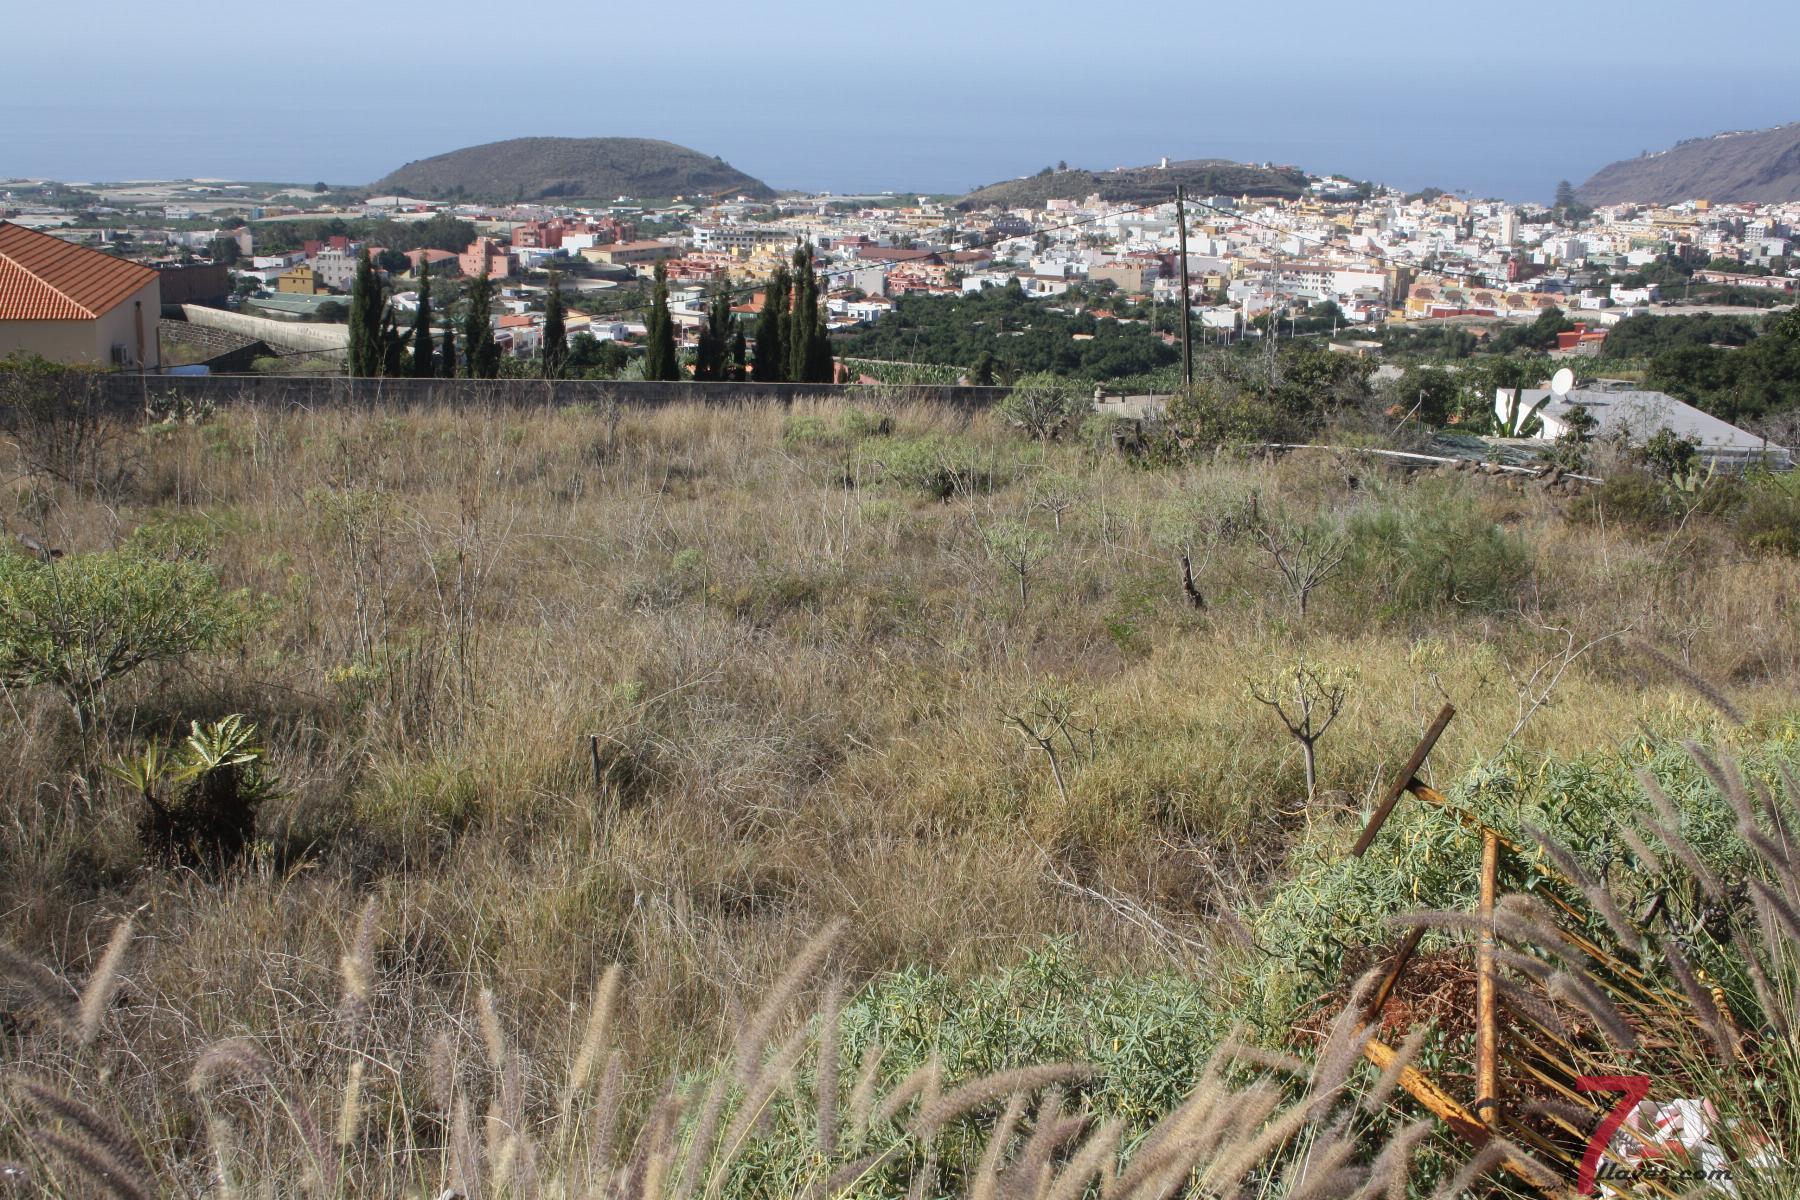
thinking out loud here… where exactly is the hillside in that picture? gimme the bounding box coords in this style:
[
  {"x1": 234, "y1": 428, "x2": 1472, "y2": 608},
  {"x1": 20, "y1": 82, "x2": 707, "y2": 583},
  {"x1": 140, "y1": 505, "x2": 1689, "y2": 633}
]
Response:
[
  {"x1": 956, "y1": 158, "x2": 1310, "y2": 210},
  {"x1": 6, "y1": 378, "x2": 1800, "y2": 1192},
  {"x1": 371, "y1": 136, "x2": 774, "y2": 202},
  {"x1": 1578, "y1": 122, "x2": 1800, "y2": 205}
]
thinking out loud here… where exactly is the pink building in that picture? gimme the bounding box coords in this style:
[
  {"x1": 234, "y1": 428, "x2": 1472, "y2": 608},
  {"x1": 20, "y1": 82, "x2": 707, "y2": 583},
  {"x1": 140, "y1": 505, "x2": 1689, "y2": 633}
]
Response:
[
  {"x1": 458, "y1": 237, "x2": 515, "y2": 280},
  {"x1": 512, "y1": 219, "x2": 568, "y2": 250}
]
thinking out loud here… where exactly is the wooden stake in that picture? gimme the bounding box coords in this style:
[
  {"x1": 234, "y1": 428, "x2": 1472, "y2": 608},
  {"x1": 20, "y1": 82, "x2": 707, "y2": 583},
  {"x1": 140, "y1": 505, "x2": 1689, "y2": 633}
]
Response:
[
  {"x1": 1351, "y1": 703, "x2": 1455, "y2": 857},
  {"x1": 1362, "y1": 1038, "x2": 1575, "y2": 1198},
  {"x1": 589, "y1": 734, "x2": 603, "y2": 790},
  {"x1": 1476, "y1": 829, "x2": 1500, "y2": 1129}
]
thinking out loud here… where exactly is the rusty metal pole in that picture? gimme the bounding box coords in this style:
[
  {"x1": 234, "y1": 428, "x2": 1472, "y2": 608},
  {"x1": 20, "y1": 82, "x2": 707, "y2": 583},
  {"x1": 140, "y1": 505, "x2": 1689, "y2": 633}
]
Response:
[
  {"x1": 1176, "y1": 186, "x2": 1193, "y2": 390},
  {"x1": 1476, "y1": 829, "x2": 1500, "y2": 1128}
]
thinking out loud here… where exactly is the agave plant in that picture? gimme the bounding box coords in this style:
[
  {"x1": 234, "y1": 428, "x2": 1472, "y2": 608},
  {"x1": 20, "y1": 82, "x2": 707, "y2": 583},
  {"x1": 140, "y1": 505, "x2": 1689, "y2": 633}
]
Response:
[
  {"x1": 105, "y1": 714, "x2": 276, "y2": 868},
  {"x1": 1494, "y1": 388, "x2": 1551, "y2": 438}
]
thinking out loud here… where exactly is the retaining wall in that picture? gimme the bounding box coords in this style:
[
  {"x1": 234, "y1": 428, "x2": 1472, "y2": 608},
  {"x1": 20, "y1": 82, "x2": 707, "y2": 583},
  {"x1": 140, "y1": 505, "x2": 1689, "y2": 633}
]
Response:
[
  {"x1": 87, "y1": 373, "x2": 1011, "y2": 413},
  {"x1": 175, "y1": 305, "x2": 350, "y2": 355}
]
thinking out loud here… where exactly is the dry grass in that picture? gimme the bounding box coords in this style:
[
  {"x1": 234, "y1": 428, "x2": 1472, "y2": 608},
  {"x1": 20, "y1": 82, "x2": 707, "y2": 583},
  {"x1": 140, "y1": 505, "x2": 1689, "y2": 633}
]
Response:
[{"x1": 3, "y1": 393, "x2": 1798, "y2": 1194}]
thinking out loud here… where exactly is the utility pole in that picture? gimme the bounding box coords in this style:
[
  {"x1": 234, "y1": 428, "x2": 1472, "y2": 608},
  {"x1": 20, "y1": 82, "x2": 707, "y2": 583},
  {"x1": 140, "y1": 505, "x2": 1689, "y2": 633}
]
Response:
[{"x1": 1176, "y1": 185, "x2": 1193, "y2": 390}]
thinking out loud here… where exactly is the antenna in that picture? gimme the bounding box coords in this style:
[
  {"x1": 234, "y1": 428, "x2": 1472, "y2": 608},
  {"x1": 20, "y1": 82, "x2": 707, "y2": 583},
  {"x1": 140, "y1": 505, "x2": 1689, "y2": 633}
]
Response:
[{"x1": 1550, "y1": 368, "x2": 1575, "y2": 399}]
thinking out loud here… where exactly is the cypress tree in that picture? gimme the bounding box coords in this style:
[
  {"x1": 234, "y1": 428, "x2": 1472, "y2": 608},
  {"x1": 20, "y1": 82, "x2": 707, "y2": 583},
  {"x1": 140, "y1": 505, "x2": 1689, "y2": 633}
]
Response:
[
  {"x1": 463, "y1": 270, "x2": 500, "y2": 378},
  {"x1": 542, "y1": 269, "x2": 567, "y2": 379},
  {"x1": 785, "y1": 244, "x2": 813, "y2": 383},
  {"x1": 786, "y1": 244, "x2": 834, "y2": 384},
  {"x1": 804, "y1": 307, "x2": 834, "y2": 384},
  {"x1": 643, "y1": 263, "x2": 679, "y2": 381},
  {"x1": 380, "y1": 308, "x2": 404, "y2": 377},
  {"x1": 751, "y1": 266, "x2": 790, "y2": 382},
  {"x1": 730, "y1": 328, "x2": 747, "y2": 382},
  {"x1": 693, "y1": 277, "x2": 734, "y2": 381},
  {"x1": 347, "y1": 249, "x2": 385, "y2": 377},
  {"x1": 439, "y1": 327, "x2": 456, "y2": 379},
  {"x1": 410, "y1": 258, "x2": 434, "y2": 378}
]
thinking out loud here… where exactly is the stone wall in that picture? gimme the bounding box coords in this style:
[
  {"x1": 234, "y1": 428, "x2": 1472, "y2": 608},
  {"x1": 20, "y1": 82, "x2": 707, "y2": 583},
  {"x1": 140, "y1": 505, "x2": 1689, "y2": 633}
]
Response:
[{"x1": 174, "y1": 305, "x2": 349, "y2": 355}]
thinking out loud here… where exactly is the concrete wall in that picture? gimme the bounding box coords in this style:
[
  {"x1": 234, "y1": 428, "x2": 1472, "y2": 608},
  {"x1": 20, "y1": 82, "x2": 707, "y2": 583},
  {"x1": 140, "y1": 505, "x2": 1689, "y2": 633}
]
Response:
[
  {"x1": 0, "y1": 278, "x2": 161, "y2": 369},
  {"x1": 176, "y1": 305, "x2": 349, "y2": 354},
  {"x1": 84, "y1": 373, "x2": 1010, "y2": 413}
]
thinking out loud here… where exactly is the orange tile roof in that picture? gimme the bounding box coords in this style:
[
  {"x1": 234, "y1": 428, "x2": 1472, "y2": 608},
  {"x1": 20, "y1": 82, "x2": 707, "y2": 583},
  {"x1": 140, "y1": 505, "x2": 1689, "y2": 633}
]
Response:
[{"x1": 0, "y1": 222, "x2": 157, "y2": 321}]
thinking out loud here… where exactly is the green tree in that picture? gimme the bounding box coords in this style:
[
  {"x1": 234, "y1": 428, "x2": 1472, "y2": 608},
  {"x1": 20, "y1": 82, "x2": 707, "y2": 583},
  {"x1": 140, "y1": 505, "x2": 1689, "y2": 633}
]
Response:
[
  {"x1": 752, "y1": 266, "x2": 791, "y2": 382},
  {"x1": 730, "y1": 328, "x2": 748, "y2": 381},
  {"x1": 785, "y1": 244, "x2": 834, "y2": 384},
  {"x1": 410, "y1": 260, "x2": 435, "y2": 378},
  {"x1": 462, "y1": 270, "x2": 500, "y2": 378},
  {"x1": 542, "y1": 270, "x2": 567, "y2": 379},
  {"x1": 346, "y1": 249, "x2": 387, "y2": 377},
  {"x1": 1394, "y1": 365, "x2": 1458, "y2": 426},
  {"x1": 971, "y1": 351, "x2": 998, "y2": 387},
  {"x1": 380, "y1": 307, "x2": 404, "y2": 377},
  {"x1": 999, "y1": 373, "x2": 1090, "y2": 445},
  {"x1": 692, "y1": 278, "x2": 735, "y2": 381},
  {"x1": 642, "y1": 263, "x2": 680, "y2": 381},
  {"x1": 0, "y1": 545, "x2": 257, "y2": 732},
  {"x1": 438, "y1": 328, "x2": 456, "y2": 379},
  {"x1": 1553, "y1": 180, "x2": 1576, "y2": 211}
]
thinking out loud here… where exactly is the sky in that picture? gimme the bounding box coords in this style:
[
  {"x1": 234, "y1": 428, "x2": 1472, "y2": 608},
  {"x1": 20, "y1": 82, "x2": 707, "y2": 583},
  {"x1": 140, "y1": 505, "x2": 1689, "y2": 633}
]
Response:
[{"x1": 4, "y1": 0, "x2": 1796, "y2": 204}]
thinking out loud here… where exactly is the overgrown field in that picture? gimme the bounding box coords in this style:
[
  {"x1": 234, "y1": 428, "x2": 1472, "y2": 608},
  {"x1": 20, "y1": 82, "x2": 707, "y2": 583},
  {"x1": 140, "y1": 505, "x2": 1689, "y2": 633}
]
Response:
[{"x1": 3, "y1": 392, "x2": 1799, "y2": 1196}]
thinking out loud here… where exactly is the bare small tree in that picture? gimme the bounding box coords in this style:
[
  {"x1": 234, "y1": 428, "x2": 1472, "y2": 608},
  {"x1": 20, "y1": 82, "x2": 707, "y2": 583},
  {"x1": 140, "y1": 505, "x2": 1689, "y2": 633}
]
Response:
[
  {"x1": 1004, "y1": 682, "x2": 1097, "y2": 803},
  {"x1": 981, "y1": 519, "x2": 1053, "y2": 604},
  {"x1": 1255, "y1": 518, "x2": 1345, "y2": 619},
  {"x1": 1027, "y1": 472, "x2": 1082, "y2": 533},
  {"x1": 1248, "y1": 658, "x2": 1355, "y2": 803}
]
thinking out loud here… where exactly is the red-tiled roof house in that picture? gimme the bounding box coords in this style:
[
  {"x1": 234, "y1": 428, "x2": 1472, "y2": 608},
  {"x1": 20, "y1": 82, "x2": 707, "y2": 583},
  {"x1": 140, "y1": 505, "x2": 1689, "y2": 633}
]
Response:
[{"x1": 0, "y1": 222, "x2": 162, "y2": 368}]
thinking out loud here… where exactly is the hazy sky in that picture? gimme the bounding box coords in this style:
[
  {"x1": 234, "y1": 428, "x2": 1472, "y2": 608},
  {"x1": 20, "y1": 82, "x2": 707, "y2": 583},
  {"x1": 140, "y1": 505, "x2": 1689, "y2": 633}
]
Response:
[{"x1": 5, "y1": 0, "x2": 1795, "y2": 203}]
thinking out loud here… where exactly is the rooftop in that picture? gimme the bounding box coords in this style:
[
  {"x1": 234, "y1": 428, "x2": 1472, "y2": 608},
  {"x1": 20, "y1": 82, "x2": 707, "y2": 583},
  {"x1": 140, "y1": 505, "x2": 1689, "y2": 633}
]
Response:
[
  {"x1": 1521, "y1": 383, "x2": 1789, "y2": 457},
  {"x1": 0, "y1": 221, "x2": 157, "y2": 321}
]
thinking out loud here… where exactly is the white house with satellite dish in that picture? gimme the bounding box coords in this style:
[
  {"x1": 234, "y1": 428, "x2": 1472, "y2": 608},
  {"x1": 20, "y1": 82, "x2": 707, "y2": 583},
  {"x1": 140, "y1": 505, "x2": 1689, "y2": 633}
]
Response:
[{"x1": 1496, "y1": 369, "x2": 1791, "y2": 470}]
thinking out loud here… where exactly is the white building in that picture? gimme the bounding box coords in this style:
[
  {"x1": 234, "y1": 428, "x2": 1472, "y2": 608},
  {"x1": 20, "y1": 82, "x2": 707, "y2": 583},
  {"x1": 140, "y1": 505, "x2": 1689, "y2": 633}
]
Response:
[{"x1": 1496, "y1": 381, "x2": 1791, "y2": 469}]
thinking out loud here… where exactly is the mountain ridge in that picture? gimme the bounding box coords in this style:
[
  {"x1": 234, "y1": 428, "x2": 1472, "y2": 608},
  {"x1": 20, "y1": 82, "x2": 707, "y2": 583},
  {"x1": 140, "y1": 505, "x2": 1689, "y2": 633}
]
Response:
[
  {"x1": 955, "y1": 158, "x2": 1312, "y2": 210},
  {"x1": 1578, "y1": 123, "x2": 1800, "y2": 205},
  {"x1": 371, "y1": 137, "x2": 774, "y2": 202}
]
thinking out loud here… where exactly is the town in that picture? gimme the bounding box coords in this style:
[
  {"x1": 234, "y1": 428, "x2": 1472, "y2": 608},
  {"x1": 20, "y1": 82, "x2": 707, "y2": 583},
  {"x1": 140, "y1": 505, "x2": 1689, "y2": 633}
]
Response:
[{"x1": 4, "y1": 168, "x2": 1794, "y2": 371}]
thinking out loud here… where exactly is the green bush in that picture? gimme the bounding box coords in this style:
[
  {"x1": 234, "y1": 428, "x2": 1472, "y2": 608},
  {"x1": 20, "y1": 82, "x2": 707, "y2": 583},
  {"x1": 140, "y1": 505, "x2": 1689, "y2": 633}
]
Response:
[
  {"x1": 782, "y1": 407, "x2": 894, "y2": 449},
  {"x1": 865, "y1": 435, "x2": 997, "y2": 500},
  {"x1": 996, "y1": 373, "x2": 1092, "y2": 444},
  {"x1": 1736, "y1": 475, "x2": 1800, "y2": 557},
  {"x1": 1575, "y1": 469, "x2": 1680, "y2": 529},
  {"x1": 0, "y1": 543, "x2": 258, "y2": 730},
  {"x1": 1342, "y1": 485, "x2": 1531, "y2": 617}
]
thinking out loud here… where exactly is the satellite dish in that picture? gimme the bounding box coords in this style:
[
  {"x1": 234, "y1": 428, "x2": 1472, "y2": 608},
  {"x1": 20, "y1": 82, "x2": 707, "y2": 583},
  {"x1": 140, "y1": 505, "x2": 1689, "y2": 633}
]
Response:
[{"x1": 1550, "y1": 368, "x2": 1575, "y2": 398}]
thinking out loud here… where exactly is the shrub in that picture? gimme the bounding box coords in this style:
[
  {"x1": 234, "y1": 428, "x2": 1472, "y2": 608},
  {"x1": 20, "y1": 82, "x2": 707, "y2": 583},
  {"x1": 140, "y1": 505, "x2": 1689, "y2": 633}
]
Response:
[
  {"x1": 0, "y1": 352, "x2": 130, "y2": 493},
  {"x1": 1575, "y1": 468, "x2": 1679, "y2": 530},
  {"x1": 1736, "y1": 475, "x2": 1800, "y2": 557},
  {"x1": 1343, "y1": 486, "x2": 1531, "y2": 617},
  {"x1": 1167, "y1": 383, "x2": 1317, "y2": 448},
  {"x1": 866, "y1": 435, "x2": 994, "y2": 500},
  {"x1": 0, "y1": 543, "x2": 258, "y2": 731},
  {"x1": 997, "y1": 372, "x2": 1091, "y2": 444},
  {"x1": 780, "y1": 413, "x2": 835, "y2": 447}
]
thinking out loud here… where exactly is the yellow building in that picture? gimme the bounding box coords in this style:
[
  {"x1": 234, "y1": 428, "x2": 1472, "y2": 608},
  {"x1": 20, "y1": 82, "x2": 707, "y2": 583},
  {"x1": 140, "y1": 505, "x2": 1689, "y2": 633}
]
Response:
[{"x1": 277, "y1": 265, "x2": 324, "y2": 294}]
